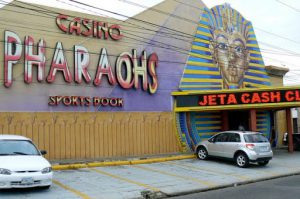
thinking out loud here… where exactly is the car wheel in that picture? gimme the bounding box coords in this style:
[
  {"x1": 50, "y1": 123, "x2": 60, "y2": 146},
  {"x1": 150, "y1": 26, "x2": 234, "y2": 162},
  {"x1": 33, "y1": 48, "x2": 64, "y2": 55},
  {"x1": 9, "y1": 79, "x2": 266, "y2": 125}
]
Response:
[
  {"x1": 235, "y1": 152, "x2": 249, "y2": 168},
  {"x1": 197, "y1": 147, "x2": 208, "y2": 160},
  {"x1": 258, "y1": 160, "x2": 269, "y2": 166}
]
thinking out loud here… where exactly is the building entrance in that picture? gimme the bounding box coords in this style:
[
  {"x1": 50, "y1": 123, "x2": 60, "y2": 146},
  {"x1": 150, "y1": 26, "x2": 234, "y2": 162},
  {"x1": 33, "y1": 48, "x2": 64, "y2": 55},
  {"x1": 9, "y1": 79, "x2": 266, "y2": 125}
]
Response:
[{"x1": 228, "y1": 110, "x2": 249, "y2": 131}]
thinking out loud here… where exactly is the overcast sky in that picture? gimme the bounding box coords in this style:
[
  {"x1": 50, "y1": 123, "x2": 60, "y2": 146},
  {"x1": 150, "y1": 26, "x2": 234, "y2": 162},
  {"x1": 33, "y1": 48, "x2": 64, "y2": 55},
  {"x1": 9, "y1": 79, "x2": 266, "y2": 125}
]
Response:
[{"x1": 10, "y1": 0, "x2": 300, "y2": 85}]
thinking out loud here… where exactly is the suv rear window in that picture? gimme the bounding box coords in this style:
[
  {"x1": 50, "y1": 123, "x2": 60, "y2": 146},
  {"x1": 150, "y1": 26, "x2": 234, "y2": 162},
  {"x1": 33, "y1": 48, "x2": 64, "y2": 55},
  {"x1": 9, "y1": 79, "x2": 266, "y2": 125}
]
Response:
[{"x1": 243, "y1": 134, "x2": 269, "y2": 143}]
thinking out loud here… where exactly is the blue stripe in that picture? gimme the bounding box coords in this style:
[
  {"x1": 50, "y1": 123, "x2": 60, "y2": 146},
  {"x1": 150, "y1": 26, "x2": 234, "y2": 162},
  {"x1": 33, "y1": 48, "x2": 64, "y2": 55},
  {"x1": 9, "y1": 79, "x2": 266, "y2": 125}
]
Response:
[
  {"x1": 248, "y1": 47, "x2": 260, "y2": 51},
  {"x1": 196, "y1": 118, "x2": 221, "y2": 122},
  {"x1": 196, "y1": 123, "x2": 220, "y2": 127},
  {"x1": 248, "y1": 66, "x2": 267, "y2": 72},
  {"x1": 200, "y1": 20, "x2": 210, "y2": 26},
  {"x1": 179, "y1": 113, "x2": 192, "y2": 148},
  {"x1": 188, "y1": 56, "x2": 213, "y2": 63},
  {"x1": 183, "y1": 74, "x2": 222, "y2": 79},
  {"x1": 241, "y1": 17, "x2": 245, "y2": 28},
  {"x1": 245, "y1": 22, "x2": 251, "y2": 34},
  {"x1": 211, "y1": 8, "x2": 219, "y2": 28},
  {"x1": 250, "y1": 59, "x2": 264, "y2": 65},
  {"x1": 194, "y1": 34, "x2": 212, "y2": 40},
  {"x1": 250, "y1": 53, "x2": 262, "y2": 58},
  {"x1": 197, "y1": 26, "x2": 211, "y2": 33},
  {"x1": 191, "y1": 113, "x2": 202, "y2": 143},
  {"x1": 244, "y1": 78, "x2": 271, "y2": 85},
  {"x1": 191, "y1": 49, "x2": 212, "y2": 56},
  {"x1": 192, "y1": 41, "x2": 210, "y2": 48},
  {"x1": 198, "y1": 129, "x2": 220, "y2": 133},
  {"x1": 247, "y1": 40, "x2": 258, "y2": 44},
  {"x1": 201, "y1": 13, "x2": 209, "y2": 19},
  {"x1": 186, "y1": 65, "x2": 219, "y2": 71},
  {"x1": 248, "y1": 34, "x2": 256, "y2": 38},
  {"x1": 205, "y1": 8, "x2": 215, "y2": 27},
  {"x1": 180, "y1": 82, "x2": 222, "y2": 85},
  {"x1": 245, "y1": 72, "x2": 269, "y2": 79}
]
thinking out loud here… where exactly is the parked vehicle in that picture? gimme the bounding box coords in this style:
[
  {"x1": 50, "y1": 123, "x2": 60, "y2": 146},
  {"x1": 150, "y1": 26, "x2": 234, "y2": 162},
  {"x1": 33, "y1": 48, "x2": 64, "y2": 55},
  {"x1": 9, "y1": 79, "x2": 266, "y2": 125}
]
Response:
[
  {"x1": 195, "y1": 131, "x2": 273, "y2": 168},
  {"x1": 0, "y1": 134, "x2": 53, "y2": 189}
]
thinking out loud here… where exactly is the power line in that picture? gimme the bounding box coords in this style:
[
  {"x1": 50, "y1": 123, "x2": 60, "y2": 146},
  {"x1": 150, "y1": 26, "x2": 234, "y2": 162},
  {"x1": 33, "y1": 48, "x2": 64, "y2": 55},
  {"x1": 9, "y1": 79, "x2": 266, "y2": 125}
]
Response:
[
  {"x1": 0, "y1": 0, "x2": 202, "y2": 51},
  {"x1": 172, "y1": 0, "x2": 300, "y2": 46},
  {"x1": 276, "y1": 0, "x2": 300, "y2": 13},
  {"x1": 67, "y1": 0, "x2": 300, "y2": 65},
  {"x1": 1, "y1": 0, "x2": 300, "y2": 75},
  {"x1": 2, "y1": 0, "x2": 299, "y2": 60},
  {"x1": 118, "y1": 0, "x2": 199, "y2": 25}
]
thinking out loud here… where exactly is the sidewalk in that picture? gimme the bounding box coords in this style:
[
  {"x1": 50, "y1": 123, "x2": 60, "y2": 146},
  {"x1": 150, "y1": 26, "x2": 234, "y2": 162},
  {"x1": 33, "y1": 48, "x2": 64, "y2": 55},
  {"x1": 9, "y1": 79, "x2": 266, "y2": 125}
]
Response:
[
  {"x1": 53, "y1": 149, "x2": 300, "y2": 199},
  {"x1": 1, "y1": 149, "x2": 300, "y2": 199}
]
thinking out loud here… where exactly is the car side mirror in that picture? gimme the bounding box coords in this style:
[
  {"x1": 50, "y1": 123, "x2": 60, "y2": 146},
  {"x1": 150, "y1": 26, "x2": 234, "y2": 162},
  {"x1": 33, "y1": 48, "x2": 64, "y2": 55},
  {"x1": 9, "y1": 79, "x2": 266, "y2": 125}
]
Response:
[{"x1": 40, "y1": 150, "x2": 47, "y2": 155}]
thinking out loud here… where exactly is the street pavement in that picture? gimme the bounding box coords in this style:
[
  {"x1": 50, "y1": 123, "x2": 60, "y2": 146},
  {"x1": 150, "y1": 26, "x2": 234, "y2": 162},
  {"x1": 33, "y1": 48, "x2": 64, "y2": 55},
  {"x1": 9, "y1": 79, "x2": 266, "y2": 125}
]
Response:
[
  {"x1": 1, "y1": 149, "x2": 300, "y2": 199},
  {"x1": 169, "y1": 174, "x2": 300, "y2": 199}
]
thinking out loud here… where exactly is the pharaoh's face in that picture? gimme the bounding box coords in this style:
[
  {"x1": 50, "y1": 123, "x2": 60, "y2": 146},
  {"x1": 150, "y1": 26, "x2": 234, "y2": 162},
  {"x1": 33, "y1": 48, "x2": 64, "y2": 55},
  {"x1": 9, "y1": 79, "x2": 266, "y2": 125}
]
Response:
[{"x1": 212, "y1": 31, "x2": 249, "y2": 85}]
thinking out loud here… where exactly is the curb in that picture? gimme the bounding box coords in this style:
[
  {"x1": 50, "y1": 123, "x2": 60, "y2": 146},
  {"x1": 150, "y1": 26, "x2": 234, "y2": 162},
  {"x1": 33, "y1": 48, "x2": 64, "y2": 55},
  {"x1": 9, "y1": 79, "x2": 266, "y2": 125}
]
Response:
[
  {"x1": 164, "y1": 171, "x2": 300, "y2": 198},
  {"x1": 52, "y1": 154, "x2": 196, "y2": 170}
]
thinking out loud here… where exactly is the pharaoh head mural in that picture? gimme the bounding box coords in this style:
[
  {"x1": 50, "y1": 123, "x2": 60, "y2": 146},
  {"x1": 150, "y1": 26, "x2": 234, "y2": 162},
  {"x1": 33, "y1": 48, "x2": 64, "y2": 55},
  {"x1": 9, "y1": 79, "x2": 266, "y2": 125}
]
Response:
[
  {"x1": 179, "y1": 4, "x2": 270, "y2": 91},
  {"x1": 209, "y1": 4, "x2": 250, "y2": 88},
  {"x1": 176, "y1": 4, "x2": 271, "y2": 152}
]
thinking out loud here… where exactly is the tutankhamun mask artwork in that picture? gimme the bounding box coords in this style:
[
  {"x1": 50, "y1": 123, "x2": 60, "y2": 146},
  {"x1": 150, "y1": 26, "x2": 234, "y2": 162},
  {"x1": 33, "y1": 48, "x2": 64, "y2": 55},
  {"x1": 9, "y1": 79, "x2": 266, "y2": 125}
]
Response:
[{"x1": 209, "y1": 4, "x2": 250, "y2": 89}]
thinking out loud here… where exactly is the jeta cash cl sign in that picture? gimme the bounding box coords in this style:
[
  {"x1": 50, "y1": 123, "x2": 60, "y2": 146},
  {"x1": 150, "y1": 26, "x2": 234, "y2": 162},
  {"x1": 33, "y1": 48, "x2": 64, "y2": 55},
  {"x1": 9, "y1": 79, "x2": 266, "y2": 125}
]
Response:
[
  {"x1": 173, "y1": 87, "x2": 300, "y2": 112},
  {"x1": 3, "y1": 14, "x2": 159, "y2": 94}
]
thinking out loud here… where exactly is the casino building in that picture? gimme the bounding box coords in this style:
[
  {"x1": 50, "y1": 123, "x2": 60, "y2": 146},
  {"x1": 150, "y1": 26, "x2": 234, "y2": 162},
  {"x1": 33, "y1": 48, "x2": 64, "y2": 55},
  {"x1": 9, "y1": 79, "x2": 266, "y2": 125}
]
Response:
[{"x1": 0, "y1": 0, "x2": 298, "y2": 161}]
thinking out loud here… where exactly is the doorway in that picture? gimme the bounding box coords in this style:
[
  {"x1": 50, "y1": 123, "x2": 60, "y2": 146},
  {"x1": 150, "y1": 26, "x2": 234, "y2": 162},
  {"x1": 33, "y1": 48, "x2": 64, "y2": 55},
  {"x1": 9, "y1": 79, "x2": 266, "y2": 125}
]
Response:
[{"x1": 228, "y1": 110, "x2": 249, "y2": 131}]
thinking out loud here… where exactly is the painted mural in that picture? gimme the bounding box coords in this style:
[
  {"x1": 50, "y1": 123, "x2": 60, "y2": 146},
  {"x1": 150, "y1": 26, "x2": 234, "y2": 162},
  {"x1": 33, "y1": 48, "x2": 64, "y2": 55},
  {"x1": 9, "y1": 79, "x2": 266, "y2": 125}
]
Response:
[{"x1": 176, "y1": 4, "x2": 272, "y2": 151}]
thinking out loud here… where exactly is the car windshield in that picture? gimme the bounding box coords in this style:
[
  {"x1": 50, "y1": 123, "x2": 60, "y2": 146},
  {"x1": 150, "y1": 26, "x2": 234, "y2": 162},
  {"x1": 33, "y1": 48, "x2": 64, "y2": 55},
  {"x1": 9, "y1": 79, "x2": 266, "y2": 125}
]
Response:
[
  {"x1": 243, "y1": 134, "x2": 269, "y2": 143},
  {"x1": 0, "y1": 140, "x2": 40, "y2": 155}
]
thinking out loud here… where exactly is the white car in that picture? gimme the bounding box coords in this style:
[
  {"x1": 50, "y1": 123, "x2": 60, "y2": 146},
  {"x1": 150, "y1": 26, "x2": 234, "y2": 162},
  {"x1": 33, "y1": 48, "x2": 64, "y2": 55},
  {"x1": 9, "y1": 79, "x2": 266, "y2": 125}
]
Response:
[{"x1": 0, "y1": 134, "x2": 53, "y2": 189}]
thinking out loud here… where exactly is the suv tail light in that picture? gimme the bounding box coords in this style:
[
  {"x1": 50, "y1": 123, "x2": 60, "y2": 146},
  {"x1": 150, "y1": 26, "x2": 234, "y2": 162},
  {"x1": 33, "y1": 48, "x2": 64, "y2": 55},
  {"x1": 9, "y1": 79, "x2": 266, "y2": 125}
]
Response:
[{"x1": 246, "y1": 143, "x2": 255, "y2": 150}]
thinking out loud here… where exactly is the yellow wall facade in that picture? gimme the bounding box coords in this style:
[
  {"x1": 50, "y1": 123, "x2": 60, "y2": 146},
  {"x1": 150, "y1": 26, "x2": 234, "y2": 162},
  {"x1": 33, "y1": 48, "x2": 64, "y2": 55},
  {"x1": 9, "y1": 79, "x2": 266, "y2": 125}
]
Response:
[{"x1": 0, "y1": 112, "x2": 181, "y2": 161}]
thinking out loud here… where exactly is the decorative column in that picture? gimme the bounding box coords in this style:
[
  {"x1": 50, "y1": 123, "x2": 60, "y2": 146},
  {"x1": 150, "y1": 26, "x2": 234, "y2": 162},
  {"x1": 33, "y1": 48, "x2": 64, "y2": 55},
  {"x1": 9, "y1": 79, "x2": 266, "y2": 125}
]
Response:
[
  {"x1": 249, "y1": 109, "x2": 257, "y2": 131},
  {"x1": 286, "y1": 108, "x2": 294, "y2": 153},
  {"x1": 221, "y1": 111, "x2": 228, "y2": 131}
]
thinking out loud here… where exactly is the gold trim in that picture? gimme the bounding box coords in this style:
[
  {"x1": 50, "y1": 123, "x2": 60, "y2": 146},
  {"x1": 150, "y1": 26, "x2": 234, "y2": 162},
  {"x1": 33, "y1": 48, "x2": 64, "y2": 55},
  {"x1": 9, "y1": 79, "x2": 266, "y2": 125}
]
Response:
[{"x1": 172, "y1": 85, "x2": 300, "y2": 96}]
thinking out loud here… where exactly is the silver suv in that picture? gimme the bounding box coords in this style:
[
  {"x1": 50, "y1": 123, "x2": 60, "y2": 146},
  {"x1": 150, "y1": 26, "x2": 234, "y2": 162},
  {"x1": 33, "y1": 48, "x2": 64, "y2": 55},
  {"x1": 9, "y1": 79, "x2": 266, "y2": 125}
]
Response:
[{"x1": 195, "y1": 131, "x2": 273, "y2": 168}]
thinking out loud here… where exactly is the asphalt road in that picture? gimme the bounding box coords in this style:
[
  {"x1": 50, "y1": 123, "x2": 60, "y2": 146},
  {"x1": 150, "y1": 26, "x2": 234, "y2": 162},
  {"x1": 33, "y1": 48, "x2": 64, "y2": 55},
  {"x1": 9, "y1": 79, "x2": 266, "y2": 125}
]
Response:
[{"x1": 169, "y1": 174, "x2": 300, "y2": 199}]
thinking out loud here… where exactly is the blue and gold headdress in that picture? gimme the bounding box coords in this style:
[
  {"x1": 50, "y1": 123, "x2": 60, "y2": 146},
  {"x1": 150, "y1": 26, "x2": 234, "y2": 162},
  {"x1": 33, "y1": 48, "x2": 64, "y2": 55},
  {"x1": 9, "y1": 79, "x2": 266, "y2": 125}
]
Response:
[{"x1": 179, "y1": 4, "x2": 270, "y2": 91}]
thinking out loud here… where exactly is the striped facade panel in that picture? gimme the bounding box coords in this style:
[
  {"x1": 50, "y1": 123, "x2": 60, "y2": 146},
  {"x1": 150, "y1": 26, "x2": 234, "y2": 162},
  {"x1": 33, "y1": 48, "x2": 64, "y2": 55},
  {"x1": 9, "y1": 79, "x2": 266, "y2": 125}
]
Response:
[{"x1": 256, "y1": 111, "x2": 271, "y2": 139}]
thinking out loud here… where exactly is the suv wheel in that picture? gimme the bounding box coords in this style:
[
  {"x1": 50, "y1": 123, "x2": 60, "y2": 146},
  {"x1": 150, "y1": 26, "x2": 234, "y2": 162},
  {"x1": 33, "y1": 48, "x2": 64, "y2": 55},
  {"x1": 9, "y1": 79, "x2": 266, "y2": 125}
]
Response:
[
  {"x1": 235, "y1": 152, "x2": 249, "y2": 168},
  {"x1": 197, "y1": 147, "x2": 208, "y2": 160},
  {"x1": 258, "y1": 160, "x2": 269, "y2": 166}
]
